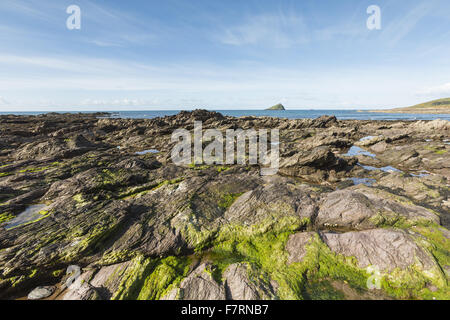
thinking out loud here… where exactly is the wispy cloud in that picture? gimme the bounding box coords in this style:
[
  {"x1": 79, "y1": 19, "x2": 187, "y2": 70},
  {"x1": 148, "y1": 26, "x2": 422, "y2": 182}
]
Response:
[
  {"x1": 218, "y1": 10, "x2": 369, "y2": 48},
  {"x1": 0, "y1": 0, "x2": 54, "y2": 21},
  {"x1": 80, "y1": 98, "x2": 154, "y2": 107},
  {"x1": 86, "y1": 40, "x2": 124, "y2": 48},
  {"x1": 381, "y1": 1, "x2": 433, "y2": 46},
  {"x1": 219, "y1": 12, "x2": 308, "y2": 48},
  {"x1": 86, "y1": 33, "x2": 157, "y2": 48},
  {"x1": 0, "y1": 96, "x2": 9, "y2": 106},
  {"x1": 418, "y1": 82, "x2": 450, "y2": 96}
]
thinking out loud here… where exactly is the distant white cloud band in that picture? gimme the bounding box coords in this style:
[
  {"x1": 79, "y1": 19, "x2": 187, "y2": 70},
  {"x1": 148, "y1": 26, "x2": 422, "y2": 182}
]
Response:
[
  {"x1": 419, "y1": 83, "x2": 450, "y2": 96},
  {"x1": 80, "y1": 98, "x2": 153, "y2": 107},
  {"x1": 220, "y1": 13, "x2": 308, "y2": 48},
  {"x1": 0, "y1": 96, "x2": 9, "y2": 106},
  {"x1": 0, "y1": 51, "x2": 446, "y2": 111}
]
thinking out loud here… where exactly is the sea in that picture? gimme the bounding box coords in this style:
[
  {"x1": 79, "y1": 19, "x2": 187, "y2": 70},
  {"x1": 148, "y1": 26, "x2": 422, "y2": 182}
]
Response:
[{"x1": 1, "y1": 110, "x2": 450, "y2": 121}]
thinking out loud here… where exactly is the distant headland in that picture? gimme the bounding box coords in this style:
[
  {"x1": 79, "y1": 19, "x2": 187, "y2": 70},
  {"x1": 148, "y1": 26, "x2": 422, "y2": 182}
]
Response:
[{"x1": 370, "y1": 98, "x2": 450, "y2": 114}]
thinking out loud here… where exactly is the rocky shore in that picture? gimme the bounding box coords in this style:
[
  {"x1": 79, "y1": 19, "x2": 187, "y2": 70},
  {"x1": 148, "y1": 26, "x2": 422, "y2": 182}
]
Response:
[{"x1": 0, "y1": 110, "x2": 449, "y2": 300}]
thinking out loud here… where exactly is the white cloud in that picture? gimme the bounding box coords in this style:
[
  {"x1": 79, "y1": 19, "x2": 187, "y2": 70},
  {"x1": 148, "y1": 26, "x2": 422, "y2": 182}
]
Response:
[
  {"x1": 418, "y1": 83, "x2": 450, "y2": 96},
  {"x1": 87, "y1": 40, "x2": 124, "y2": 48},
  {"x1": 381, "y1": 2, "x2": 432, "y2": 47},
  {"x1": 219, "y1": 13, "x2": 308, "y2": 48},
  {"x1": 0, "y1": 53, "x2": 446, "y2": 111},
  {"x1": 80, "y1": 98, "x2": 154, "y2": 107},
  {"x1": 86, "y1": 34, "x2": 157, "y2": 48},
  {"x1": 0, "y1": 96, "x2": 9, "y2": 106}
]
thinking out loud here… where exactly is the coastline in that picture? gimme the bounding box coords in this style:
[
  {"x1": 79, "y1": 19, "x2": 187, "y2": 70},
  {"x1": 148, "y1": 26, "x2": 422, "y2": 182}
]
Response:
[
  {"x1": 0, "y1": 110, "x2": 449, "y2": 301},
  {"x1": 368, "y1": 109, "x2": 450, "y2": 114},
  {"x1": 2, "y1": 109, "x2": 450, "y2": 121}
]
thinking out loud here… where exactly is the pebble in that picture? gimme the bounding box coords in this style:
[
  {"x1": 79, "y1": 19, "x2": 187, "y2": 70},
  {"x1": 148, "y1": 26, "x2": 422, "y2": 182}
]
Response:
[{"x1": 27, "y1": 286, "x2": 55, "y2": 300}]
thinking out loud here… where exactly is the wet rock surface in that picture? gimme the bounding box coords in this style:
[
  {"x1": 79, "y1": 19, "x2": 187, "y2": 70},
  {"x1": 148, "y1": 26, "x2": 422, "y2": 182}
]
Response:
[
  {"x1": 27, "y1": 286, "x2": 55, "y2": 300},
  {"x1": 0, "y1": 111, "x2": 448, "y2": 300}
]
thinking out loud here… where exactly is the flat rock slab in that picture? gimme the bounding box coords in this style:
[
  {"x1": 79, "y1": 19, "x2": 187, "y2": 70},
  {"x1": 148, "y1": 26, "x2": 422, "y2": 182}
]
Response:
[
  {"x1": 223, "y1": 263, "x2": 278, "y2": 300},
  {"x1": 286, "y1": 229, "x2": 437, "y2": 273},
  {"x1": 27, "y1": 286, "x2": 55, "y2": 300},
  {"x1": 286, "y1": 232, "x2": 316, "y2": 264},
  {"x1": 321, "y1": 229, "x2": 436, "y2": 272},
  {"x1": 316, "y1": 186, "x2": 440, "y2": 230}
]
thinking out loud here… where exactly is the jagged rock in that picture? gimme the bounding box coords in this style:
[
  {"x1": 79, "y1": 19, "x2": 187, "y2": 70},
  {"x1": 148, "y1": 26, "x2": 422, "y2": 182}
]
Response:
[
  {"x1": 280, "y1": 146, "x2": 337, "y2": 168},
  {"x1": 370, "y1": 141, "x2": 388, "y2": 153},
  {"x1": 13, "y1": 134, "x2": 102, "y2": 161},
  {"x1": 162, "y1": 263, "x2": 226, "y2": 300},
  {"x1": 379, "y1": 148, "x2": 420, "y2": 167},
  {"x1": 356, "y1": 135, "x2": 385, "y2": 147},
  {"x1": 223, "y1": 263, "x2": 278, "y2": 300},
  {"x1": 312, "y1": 115, "x2": 338, "y2": 128},
  {"x1": 63, "y1": 270, "x2": 99, "y2": 300},
  {"x1": 88, "y1": 261, "x2": 133, "y2": 299},
  {"x1": 411, "y1": 120, "x2": 450, "y2": 132},
  {"x1": 224, "y1": 176, "x2": 317, "y2": 226}
]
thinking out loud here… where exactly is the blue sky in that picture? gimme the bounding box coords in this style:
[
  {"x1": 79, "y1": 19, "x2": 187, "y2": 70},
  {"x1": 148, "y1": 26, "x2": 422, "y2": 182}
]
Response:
[{"x1": 0, "y1": 0, "x2": 449, "y2": 111}]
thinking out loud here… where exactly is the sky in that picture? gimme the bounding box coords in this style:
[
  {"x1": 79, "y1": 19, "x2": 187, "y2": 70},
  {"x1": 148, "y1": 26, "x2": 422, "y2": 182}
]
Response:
[{"x1": 0, "y1": 0, "x2": 450, "y2": 111}]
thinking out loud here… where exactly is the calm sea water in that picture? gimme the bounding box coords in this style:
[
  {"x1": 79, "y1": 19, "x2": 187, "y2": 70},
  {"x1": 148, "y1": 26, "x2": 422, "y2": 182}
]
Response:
[{"x1": 1, "y1": 110, "x2": 450, "y2": 121}]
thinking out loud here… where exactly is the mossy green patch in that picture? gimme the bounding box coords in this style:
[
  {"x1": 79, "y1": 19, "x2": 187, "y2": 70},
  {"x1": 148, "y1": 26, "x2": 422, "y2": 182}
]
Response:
[
  {"x1": 216, "y1": 166, "x2": 231, "y2": 173},
  {"x1": 301, "y1": 279, "x2": 346, "y2": 300},
  {"x1": 73, "y1": 193, "x2": 85, "y2": 203},
  {"x1": 118, "y1": 178, "x2": 184, "y2": 200},
  {"x1": 415, "y1": 225, "x2": 450, "y2": 269},
  {"x1": 0, "y1": 212, "x2": 14, "y2": 223},
  {"x1": 0, "y1": 172, "x2": 12, "y2": 177},
  {"x1": 72, "y1": 193, "x2": 89, "y2": 208},
  {"x1": 98, "y1": 250, "x2": 137, "y2": 266},
  {"x1": 202, "y1": 218, "x2": 448, "y2": 300},
  {"x1": 18, "y1": 162, "x2": 60, "y2": 174},
  {"x1": 205, "y1": 216, "x2": 317, "y2": 299},
  {"x1": 189, "y1": 163, "x2": 210, "y2": 170},
  {"x1": 425, "y1": 146, "x2": 448, "y2": 155},
  {"x1": 217, "y1": 192, "x2": 244, "y2": 209},
  {"x1": 77, "y1": 223, "x2": 120, "y2": 254},
  {"x1": 112, "y1": 255, "x2": 191, "y2": 300},
  {"x1": 370, "y1": 211, "x2": 434, "y2": 229},
  {"x1": 52, "y1": 269, "x2": 64, "y2": 277}
]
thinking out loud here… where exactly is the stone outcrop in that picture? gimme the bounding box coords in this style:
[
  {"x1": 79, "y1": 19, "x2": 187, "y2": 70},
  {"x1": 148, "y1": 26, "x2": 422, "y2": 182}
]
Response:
[{"x1": 0, "y1": 111, "x2": 448, "y2": 300}]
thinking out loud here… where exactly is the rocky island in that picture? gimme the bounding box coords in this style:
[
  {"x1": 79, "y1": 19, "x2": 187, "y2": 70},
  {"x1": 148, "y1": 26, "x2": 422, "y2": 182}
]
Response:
[
  {"x1": 266, "y1": 103, "x2": 286, "y2": 110},
  {"x1": 0, "y1": 110, "x2": 449, "y2": 300}
]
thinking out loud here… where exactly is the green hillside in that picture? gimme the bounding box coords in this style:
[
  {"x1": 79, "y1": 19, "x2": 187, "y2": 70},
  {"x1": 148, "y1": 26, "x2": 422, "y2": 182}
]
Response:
[
  {"x1": 405, "y1": 98, "x2": 450, "y2": 110},
  {"x1": 372, "y1": 98, "x2": 450, "y2": 114}
]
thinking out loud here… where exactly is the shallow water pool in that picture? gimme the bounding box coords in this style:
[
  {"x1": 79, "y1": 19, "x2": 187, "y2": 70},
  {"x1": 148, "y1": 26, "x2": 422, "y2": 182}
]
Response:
[
  {"x1": 5, "y1": 204, "x2": 49, "y2": 230},
  {"x1": 343, "y1": 146, "x2": 376, "y2": 158},
  {"x1": 136, "y1": 149, "x2": 160, "y2": 155}
]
